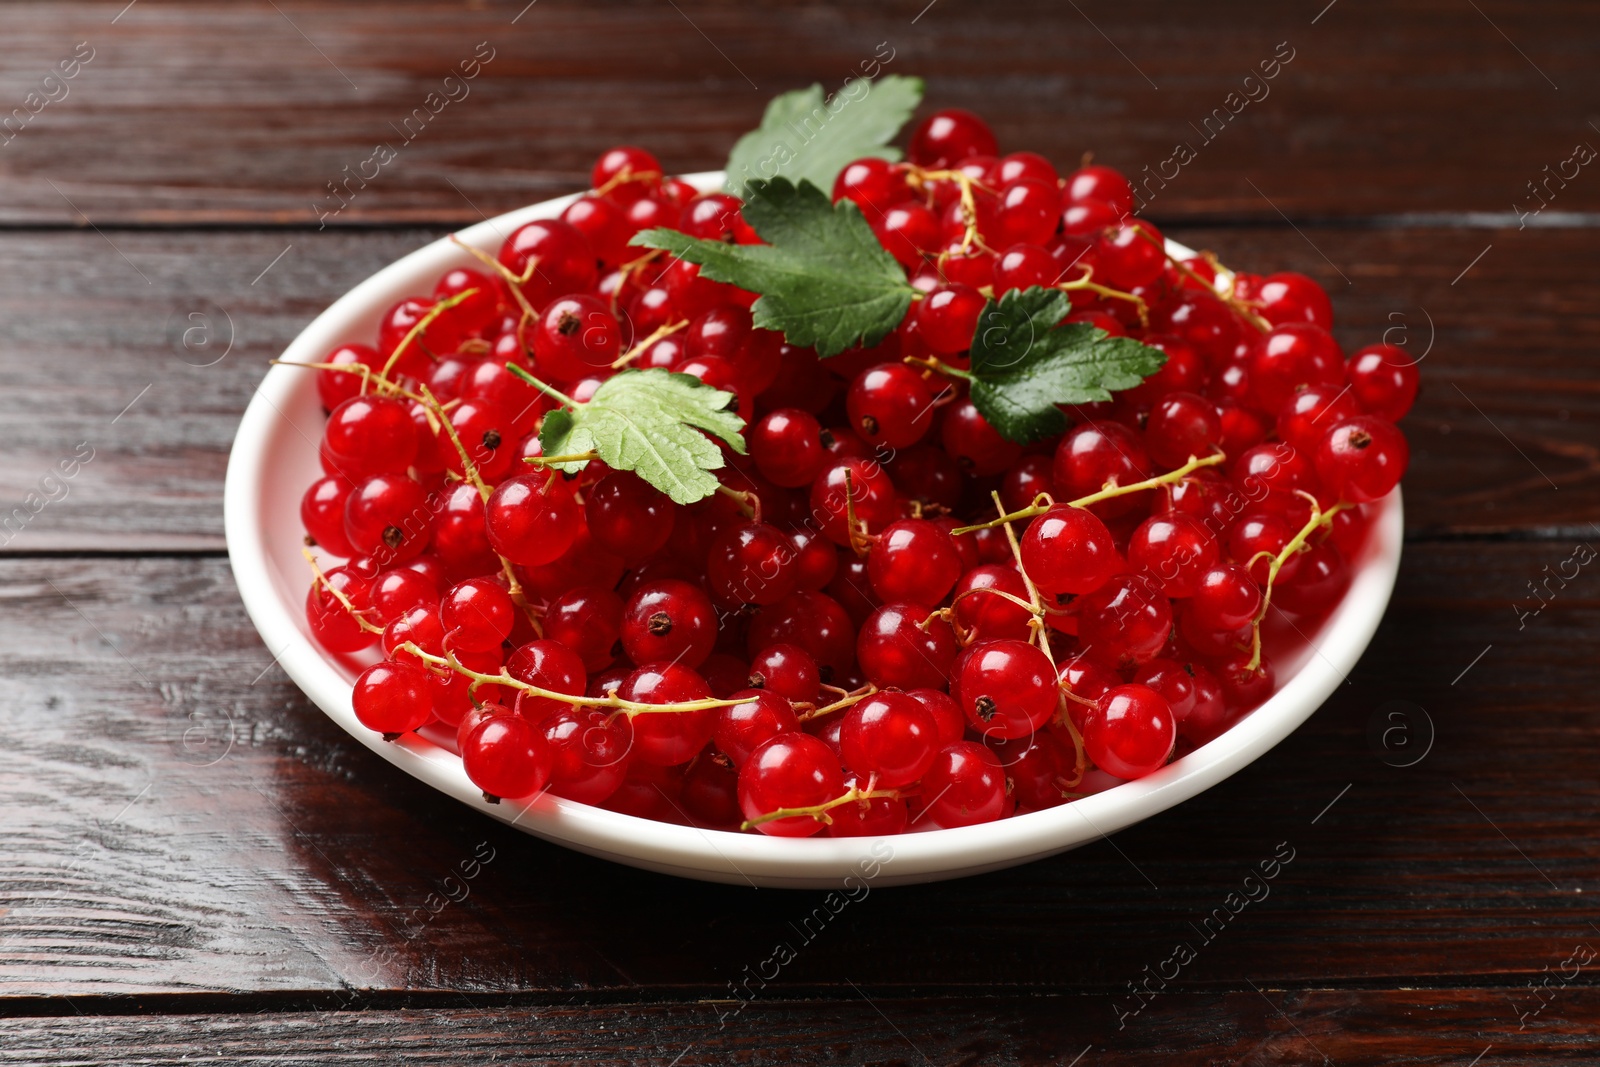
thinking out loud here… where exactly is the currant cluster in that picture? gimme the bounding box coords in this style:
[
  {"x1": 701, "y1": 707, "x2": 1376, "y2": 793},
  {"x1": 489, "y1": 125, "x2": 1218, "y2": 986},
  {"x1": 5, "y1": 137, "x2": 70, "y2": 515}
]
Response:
[{"x1": 296, "y1": 107, "x2": 1414, "y2": 837}]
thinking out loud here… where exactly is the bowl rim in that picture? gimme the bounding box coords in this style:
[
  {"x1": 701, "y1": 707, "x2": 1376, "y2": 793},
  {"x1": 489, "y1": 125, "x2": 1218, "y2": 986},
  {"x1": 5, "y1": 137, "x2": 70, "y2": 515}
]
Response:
[{"x1": 223, "y1": 171, "x2": 1403, "y2": 888}]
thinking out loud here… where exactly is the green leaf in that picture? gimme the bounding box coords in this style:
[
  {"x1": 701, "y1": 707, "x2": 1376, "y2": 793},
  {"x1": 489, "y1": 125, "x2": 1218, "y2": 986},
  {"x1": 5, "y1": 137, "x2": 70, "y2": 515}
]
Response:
[
  {"x1": 534, "y1": 369, "x2": 746, "y2": 505},
  {"x1": 724, "y1": 75, "x2": 923, "y2": 197},
  {"x1": 632, "y1": 177, "x2": 913, "y2": 358},
  {"x1": 966, "y1": 287, "x2": 1170, "y2": 444}
]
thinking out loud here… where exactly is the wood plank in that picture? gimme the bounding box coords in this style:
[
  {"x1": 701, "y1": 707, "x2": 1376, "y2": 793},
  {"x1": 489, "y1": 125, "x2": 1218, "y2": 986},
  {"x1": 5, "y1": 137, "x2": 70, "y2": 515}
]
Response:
[
  {"x1": 0, "y1": 224, "x2": 1591, "y2": 553},
  {"x1": 0, "y1": 543, "x2": 1595, "y2": 998},
  {"x1": 0, "y1": 1, "x2": 1596, "y2": 224},
  {"x1": 0, "y1": 989, "x2": 1590, "y2": 1065}
]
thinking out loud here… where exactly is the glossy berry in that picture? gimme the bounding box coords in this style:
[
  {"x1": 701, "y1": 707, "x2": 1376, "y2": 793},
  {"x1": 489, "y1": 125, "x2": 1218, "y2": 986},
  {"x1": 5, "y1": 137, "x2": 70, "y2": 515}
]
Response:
[
  {"x1": 1256, "y1": 271, "x2": 1334, "y2": 329},
  {"x1": 352, "y1": 661, "x2": 434, "y2": 735},
  {"x1": 1188, "y1": 564, "x2": 1263, "y2": 631},
  {"x1": 1145, "y1": 391, "x2": 1223, "y2": 469},
  {"x1": 432, "y1": 482, "x2": 498, "y2": 579},
  {"x1": 590, "y1": 145, "x2": 662, "y2": 202},
  {"x1": 738, "y1": 732, "x2": 846, "y2": 837},
  {"x1": 941, "y1": 398, "x2": 1022, "y2": 476},
  {"x1": 440, "y1": 577, "x2": 516, "y2": 653},
  {"x1": 951, "y1": 563, "x2": 1034, "y2": 643},
  {"x1": 586, "y1": 470, "x2": 675, "y2": 562},
  {"x1": 956, "y1": 638, "x2": 1059, "y2": 740},
  {"x1": 809, "y1": 458, "x2": 898, "y2": 545},
  {"x1": 1347, "y1": 343, "x2": 1420, "y2": 422},
  {"x1": 993, "y1": 242, "x2": 1060, "y2": 293},
  {"x1": 908, "y1": 108, "x2": 998, "y2": 169},
  {"x1": 301, "y1": 475, "x2": 357, "y2": 558},
  {"x1": 485, "y1": 474, "x2": 581, "y2": 568},
  {"x1": 1095, "y1": 220, "x2": 1165, "y2": 289},
  {"x1": 461, "y1": 712, "x2": 551, "y2": 800},
  {"x1": 1228, "y1": 512, "x2": 1305, "y2": 586},
  {"x1": 505, "y1": 639, "x2": 587, "y2": 722},
  {"x1": 917, "y1": 284, "x2": 986, "y2": 355},
  {"x1": 369, "y1": 565, "x2": 440, "y2": 624},
  {"x1": 1053, "y1": 422, "x2": 1151, "y2": 517},
  {"x1": 873, "y1": 202, "x2": 941, "y2": 267},
  {"x1": 344, "y1": 473, "x2": 431, "y2": 563},
  {"x1": 497, "y1": 220, "x2": 597, "y2": 310},
  {"x1": 439, "y1": 397, "x2": 516, "y2": 484},
  {"x1": 1249, "y1": 323, "x2": 1344, "y2": 412},
  {"x1": 1274, "y1": 541, "x2": 1350, "y2": 617},
  {"x1": 1276, "y1": 385, "x2": 1361, "y2": 456},
  {"x1": 1127, "y1": 514, "x2": 1219, "y2": 598},
  {"x1": 1083, "y1": 684, "x2": 1175, "y2": 779},
  {"x1": 833, "y1": 156, "x2": 906, "y2": 215},
  {"x1": 840, "y1": 690, "x2": 939, "y2": 788},
  {"x1": 1315, "y1": 416, "x2": 1409, "y2": 503},
  {"x1": 1064, "y1": 165, "x2": 1134, "y2": 217},
  {"x1": 1019, "y1": 504, "x2": 1119, "y2": 596},
  {"x1": 827, "y1": 782, "x2": 910, "y2": 837},
  {"x1": 855, "y1": 602, "x2": 958, "y2": 691},
  {"x1": 714, "y1": 689, "x2": 801, "y2": 766},
  {"x1": 621, "y1": 580, "x2": 717, "y2": 667},
  {"x1": 847, "y1": 362, "x2": 934, "y2": 449},
  {"x1": 317, "y1": 343, "x2": 379, "y2": 410},
  {"x1": 323, "y1": 395, "x2": 416, "y2": 479},
  {"x1": 542, "y1": 707, "x2": 630, "y2": 804},
  {"x1": 786, "y1": 527, "x2": 839, "y2": 590},
  {"x1": 547, "y1": 585, "x2": 627, "y2": 675},
  {"x1": 618, "y1": 662, "x2": 716, "y2": 766},
  {"x1": 533, "y1": 294, "x2": 622, "y2": 381},
  {"x1": 748, "y1": 591, "x2": 858, "y2": 680},
  {"x1": 306, "y1": 566, "x2": 376, "y2": 653},
  {"x1": 745, "y1": 643, "x2": 820, "y2": 704},
  {"x1": 868, "y1": 519, "x2": 962, "y2": 604},
  {"x1": 1177, "y1": 663, "x2": 1233, "y2": 747},
  {"x1": 707, "y1": 521, "x2": 798, "y2": 606},
  {"x1": 919, "y1": 742, "x2": 1011, "y2": 828},
  {"x1": 1076, "y1": 575, "x2": 1173, "y2": 670},
  {"x1": 905, "y1": 688, "x2": 964, "y2": 747}
]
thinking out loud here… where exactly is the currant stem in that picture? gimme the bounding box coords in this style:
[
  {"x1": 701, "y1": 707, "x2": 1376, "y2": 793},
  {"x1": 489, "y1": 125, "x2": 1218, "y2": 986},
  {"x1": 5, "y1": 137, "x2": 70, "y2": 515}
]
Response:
[
  {"x1": 1056, "y1": 711, "x2": 1089, "y2": 790},
  {"x1": 611, "y1": 318, "x2": 689, "y2": 369},
  {"x1": 504, "y1": 363, "x2": 579, "y2": 408},
  {"x1": 842, "y1": 469, "x2": 872, "y2": 559},
  {"x1": 450, "y1": 236, "x2": 541, "y2": 323},
  {"x1": 948, "y1": 452, "x2": 1227, "y2": 536},
  {"x1": 1056, "y1": 266, "x2": 1148, "y2": 328},
  {"x1": 525, "y1": 451, "x2": 602, "y2": 467},
  {"x1": 419, "y1": 384, "x2": 491, "y2": 502},
  {"x1": 902, "y1": 353, "x2": 974, "y2": 381},
  {"x1": 302, "y1": 547, "x2": 384, "y2": 633},
  {"x1": 714, "y1": 483, "x2": 759, "y2": 521},
  {"x1": 1132, "y1": 228, "x2": 1272, "y2": 335},
  {"x1": 398, "y1": 642, "x2": 744, "y2": 716},
  {"x1": 1244, "y1": 495, "x2": 1351, "y2": 671},
  {"x1": 272, "y1": 359, "x2": 441, "y2": 408},
  {"x1": 739, "y1": 784, "x2": 902, "y2": 831},
  {"x1": 375, "y1": 287, "x2": 482, "y2": 385},
  {"x1": 989, "y1": 490, "x2": 1053, "y2": 661},
  {"x1": 796, "y1": 685, "x2": 878, "y2": 723},
  {"x1": 905, "y1": 165, "x2": 997, "y2": 256}
]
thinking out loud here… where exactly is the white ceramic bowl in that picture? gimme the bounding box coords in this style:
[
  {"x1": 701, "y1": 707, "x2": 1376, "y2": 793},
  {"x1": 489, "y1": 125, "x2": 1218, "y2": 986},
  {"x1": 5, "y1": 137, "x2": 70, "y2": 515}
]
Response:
[{"x1": 224, "y1": 172, "x2": 1402, "y2": 888}]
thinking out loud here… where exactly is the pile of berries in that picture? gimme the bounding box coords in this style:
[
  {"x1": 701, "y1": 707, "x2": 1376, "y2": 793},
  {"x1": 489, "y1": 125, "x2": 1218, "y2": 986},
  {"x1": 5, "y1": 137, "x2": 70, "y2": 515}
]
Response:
[{"x1": 297, "y1": 105, "x2": 1414, "y2": 837}]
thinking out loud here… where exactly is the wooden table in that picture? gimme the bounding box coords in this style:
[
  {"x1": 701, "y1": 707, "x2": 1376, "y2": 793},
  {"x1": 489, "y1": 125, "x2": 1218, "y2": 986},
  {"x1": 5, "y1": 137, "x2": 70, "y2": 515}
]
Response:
[{"x1": 2, "y1": 2, "x2": 1596, "y2": 1062}]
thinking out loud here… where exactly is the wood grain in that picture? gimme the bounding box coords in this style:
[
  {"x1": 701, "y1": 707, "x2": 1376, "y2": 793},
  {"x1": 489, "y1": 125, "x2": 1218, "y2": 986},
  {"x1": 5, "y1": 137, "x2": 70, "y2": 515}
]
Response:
[
  {"x1": 0, "y1": 1, "x2": 1595, "y2": 225},
  {"x1": 4, "y1": 0, "x2": 1598, "y2": 1051},
  {"x1": 1, "y1": 543, "x2": 1594, "y2": 1000},
  {"x1": 0, "y1": 224, "x2": 1590, "y2": 553},
  {"x1": 0, "y1": 988, "x2": 1594, "y2": 1064}
]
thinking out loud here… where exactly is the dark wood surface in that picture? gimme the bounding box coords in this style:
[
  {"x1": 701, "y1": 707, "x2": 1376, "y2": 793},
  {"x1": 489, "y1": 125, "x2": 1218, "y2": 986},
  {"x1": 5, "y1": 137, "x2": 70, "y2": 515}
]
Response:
[{"x1": 2, "y1": 2, "x2": 1597, "y2": 1063}]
